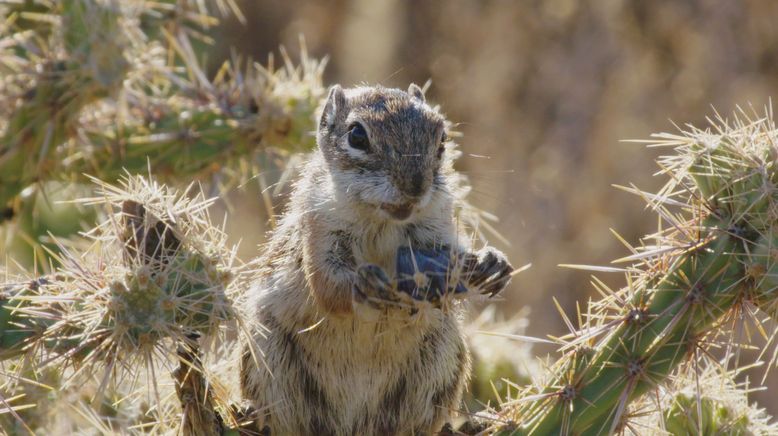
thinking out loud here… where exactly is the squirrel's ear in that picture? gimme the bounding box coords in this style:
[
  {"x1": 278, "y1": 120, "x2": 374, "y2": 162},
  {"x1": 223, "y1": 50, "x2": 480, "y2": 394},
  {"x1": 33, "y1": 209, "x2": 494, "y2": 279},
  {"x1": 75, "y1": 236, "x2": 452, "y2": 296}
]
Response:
[
  {"x1": 320, "y1": 84, "x2": 347, "y2": 129},
  {"x1": 408, "y1": 83, "x2": 425, "y2": 102}
]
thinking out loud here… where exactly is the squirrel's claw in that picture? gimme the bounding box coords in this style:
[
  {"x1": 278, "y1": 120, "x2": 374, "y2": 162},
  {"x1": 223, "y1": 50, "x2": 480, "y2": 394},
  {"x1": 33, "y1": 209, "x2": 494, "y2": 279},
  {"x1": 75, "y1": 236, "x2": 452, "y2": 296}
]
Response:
[
  {"x1": 356, "y1": 264, "x2": 395, "y2": 300},
  {"x1": 464, "y1": 248, "x2": 513, "y2": 297},
  {"x1": 352, "y1": 264, "x2": 411, "y2": 318}
]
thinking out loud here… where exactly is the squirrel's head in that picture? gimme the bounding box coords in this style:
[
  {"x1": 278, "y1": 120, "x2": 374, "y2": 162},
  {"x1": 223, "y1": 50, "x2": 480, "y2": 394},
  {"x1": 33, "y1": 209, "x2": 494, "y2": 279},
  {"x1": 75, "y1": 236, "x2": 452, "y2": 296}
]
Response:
[{"x1": 316, "y1": 84, "x2": 450, "y2": 222}]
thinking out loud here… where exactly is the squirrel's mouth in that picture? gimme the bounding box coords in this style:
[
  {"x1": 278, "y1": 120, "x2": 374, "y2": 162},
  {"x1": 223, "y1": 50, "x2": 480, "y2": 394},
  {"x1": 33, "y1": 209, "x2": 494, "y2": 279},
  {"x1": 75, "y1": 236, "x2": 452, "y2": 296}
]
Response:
[{"x1": 380, "y1": 202, "x2": 415, "y2": 221}]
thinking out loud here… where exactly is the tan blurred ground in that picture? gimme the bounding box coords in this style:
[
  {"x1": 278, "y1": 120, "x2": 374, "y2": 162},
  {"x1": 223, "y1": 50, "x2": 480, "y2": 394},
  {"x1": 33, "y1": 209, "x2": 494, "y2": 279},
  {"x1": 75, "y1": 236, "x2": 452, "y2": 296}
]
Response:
[{"x1": 211, "y1": 0, "x2": 778, "y2": 414}]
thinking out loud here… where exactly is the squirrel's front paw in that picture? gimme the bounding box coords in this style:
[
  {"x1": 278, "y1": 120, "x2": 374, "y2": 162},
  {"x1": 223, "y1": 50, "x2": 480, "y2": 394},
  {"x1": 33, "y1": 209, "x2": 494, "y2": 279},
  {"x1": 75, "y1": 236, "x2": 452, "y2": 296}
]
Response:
[
  {"x1": 352, "y1": 264, "x2": 408, "y2": 319},
  {"x1": 462, "y1": 247, "x2": 514, "y2": 297}
]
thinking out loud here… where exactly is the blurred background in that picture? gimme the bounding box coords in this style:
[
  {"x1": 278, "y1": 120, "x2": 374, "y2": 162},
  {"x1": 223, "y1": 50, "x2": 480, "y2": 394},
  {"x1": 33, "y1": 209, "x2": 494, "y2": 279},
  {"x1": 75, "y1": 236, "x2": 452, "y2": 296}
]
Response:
[{"x1": 202, "y1": 0, "x2": 778, "y2": 414}]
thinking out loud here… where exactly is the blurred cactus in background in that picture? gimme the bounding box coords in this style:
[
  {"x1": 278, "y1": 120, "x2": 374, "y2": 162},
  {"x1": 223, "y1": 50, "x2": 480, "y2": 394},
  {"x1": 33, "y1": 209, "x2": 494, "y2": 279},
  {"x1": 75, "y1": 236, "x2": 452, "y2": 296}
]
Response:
[
  {"x1": 0, "y1": 0, "x2": 325, "y2": 270},
  {"x1": 0, "y1": 0, "x2": 777, "y2": 435},
  {"x1": 463, "y1": 306, "x2": 538, "y2": 413},
  {"x1": 0, "y1": 0, "x2": 325, "y2": 204}
]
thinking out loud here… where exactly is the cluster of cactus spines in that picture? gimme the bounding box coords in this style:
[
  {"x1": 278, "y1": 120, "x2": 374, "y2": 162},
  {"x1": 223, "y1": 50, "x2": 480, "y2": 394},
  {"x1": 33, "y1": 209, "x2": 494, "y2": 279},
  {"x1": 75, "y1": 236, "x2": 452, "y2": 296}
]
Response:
[
  {"x1": 0, "y1": 174, "x2": 252, "y2": 431},
  {"x1": 629, "y1": 363, "x2": 777, "y2": 434},
  {"x1": 0, "y1": 0, "x2": 326, "y2": 213},
  {"x1": 493, "y1": 109, "x2": 777, "y2": 434}
]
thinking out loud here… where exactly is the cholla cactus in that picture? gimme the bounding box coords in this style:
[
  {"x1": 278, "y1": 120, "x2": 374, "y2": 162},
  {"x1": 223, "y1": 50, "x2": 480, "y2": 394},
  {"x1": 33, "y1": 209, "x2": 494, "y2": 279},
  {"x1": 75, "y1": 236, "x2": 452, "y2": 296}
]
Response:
[
  {"x1": 494, "y1": 109, "x2": 778, "y2": 434},
  {"x1": 0, "y1": 0, "x2": 326, "y2": 212},
  {"x1": 0, "y1": 0, "x2": 129, "y2": 209},
  {"x1": 0, "y1": 174, "x2": 253, "y2": 432},
  {"x1": 753, "y1": 229, "x2": 778, "y2": 317}
]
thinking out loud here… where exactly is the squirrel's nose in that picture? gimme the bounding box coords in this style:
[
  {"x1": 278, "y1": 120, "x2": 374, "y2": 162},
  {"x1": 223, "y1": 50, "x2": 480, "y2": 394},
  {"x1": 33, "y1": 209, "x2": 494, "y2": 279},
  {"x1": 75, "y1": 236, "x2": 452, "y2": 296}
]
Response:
[{"x1": 406, "y1": 173, "x2": 426, "y2": 198}]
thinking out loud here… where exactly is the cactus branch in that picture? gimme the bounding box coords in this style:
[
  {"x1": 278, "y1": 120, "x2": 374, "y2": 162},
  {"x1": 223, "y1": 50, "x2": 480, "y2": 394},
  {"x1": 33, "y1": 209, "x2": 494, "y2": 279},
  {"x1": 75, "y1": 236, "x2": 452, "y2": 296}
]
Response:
[
  {"x1": 496, "y1": 108, "x2": 778, "y2": 434},
  {"x1": 0, "y1": 174, "x2": 249, "y2": 387}
]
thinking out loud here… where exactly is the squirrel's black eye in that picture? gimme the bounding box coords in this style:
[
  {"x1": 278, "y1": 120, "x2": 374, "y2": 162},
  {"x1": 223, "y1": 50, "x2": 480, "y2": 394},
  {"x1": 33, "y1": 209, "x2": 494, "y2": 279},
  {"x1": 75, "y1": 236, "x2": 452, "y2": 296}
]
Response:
[
  {"x1": 437, "y1": 132, "x2": 448, "y2": 159},
  {"x1": 348, "y1": 123, "x2": 370, "y2": 151}
]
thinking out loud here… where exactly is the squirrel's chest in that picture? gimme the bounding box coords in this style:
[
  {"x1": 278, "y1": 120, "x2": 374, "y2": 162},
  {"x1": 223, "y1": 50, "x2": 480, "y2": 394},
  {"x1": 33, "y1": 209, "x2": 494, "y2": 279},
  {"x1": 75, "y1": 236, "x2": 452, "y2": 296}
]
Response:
[{"x1": 354, "y1": 229, "x2": 404, "y2": 268}]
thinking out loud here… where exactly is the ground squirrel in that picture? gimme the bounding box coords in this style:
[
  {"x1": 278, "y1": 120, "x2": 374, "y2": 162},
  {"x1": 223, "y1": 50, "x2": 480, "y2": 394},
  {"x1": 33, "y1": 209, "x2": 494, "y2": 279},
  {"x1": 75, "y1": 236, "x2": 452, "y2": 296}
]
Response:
[{"x1": 239, "y1": 84, "x2": 513, "y2": 435}]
